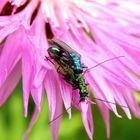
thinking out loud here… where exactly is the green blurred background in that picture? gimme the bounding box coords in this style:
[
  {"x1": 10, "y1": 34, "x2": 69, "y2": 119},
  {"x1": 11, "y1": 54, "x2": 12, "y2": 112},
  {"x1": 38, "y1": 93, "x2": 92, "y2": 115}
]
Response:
[{"x1": 0, "y1": 82, "x2": 140, "y2": 140}]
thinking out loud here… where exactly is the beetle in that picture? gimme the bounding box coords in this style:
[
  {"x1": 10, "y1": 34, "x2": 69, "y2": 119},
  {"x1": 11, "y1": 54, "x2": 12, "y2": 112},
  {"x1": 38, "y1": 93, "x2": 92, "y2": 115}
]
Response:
[{"x1": 47, "y1": 38, "x2": 88, "y2": 102}]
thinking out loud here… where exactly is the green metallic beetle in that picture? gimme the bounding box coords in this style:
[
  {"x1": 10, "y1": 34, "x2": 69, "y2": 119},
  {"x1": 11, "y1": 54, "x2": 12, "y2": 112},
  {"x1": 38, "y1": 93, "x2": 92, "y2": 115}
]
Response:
[{"x1": 47, "y1": 38, "x2": 88, "y2": 102}]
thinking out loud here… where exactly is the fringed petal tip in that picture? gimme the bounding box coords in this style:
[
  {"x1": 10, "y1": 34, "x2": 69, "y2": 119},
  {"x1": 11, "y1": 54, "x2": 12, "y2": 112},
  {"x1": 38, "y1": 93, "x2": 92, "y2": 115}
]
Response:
[
  {"x1": 81, "y1": 102, "x2": 93, "y2": 140},
  {"x1": 23, "y1": 101, "x2": 28, "y2": 118}
]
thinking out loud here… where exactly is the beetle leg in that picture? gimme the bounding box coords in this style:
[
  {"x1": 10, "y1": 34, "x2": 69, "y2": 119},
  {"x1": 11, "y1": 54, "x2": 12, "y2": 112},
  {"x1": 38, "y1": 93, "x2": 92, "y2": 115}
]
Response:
[
  {"x1": 82, "y1": 64, "x2": 88, "y2": 69},
  {"x1": 45, "y1": 56, "x2": 55, "y2": 65}
]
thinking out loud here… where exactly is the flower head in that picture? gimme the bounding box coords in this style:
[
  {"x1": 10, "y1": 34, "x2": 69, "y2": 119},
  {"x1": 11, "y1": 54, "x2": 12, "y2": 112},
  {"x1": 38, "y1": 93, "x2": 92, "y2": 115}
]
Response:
[{"x1": 0, "y1": 0, "x2": 140, "y2": 140}]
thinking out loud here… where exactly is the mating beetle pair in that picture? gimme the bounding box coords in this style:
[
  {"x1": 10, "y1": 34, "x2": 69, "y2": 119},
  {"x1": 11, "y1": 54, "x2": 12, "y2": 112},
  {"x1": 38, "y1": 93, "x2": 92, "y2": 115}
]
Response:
[{"x1": 47, "y1": 38, "x2": 88, "y2": 102}]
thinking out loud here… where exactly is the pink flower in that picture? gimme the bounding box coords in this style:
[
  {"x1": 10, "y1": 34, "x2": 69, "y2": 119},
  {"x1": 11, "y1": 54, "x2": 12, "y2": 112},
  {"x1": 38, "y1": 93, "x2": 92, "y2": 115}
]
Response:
[{"x1": 0, "y1": 0, "x2": 140, "y2": 140}]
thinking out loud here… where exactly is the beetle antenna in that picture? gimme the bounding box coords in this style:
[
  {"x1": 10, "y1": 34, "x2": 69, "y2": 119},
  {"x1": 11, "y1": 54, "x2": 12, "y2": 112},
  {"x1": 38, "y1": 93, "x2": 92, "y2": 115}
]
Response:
[
  {"x1": 48, "y1": 95, "x2": 129, "y2": 125},
  {"x1": 48, "y1": 96, "x2": 80, "y2": 125},
  {"x1": 86, "y1": 97, "x2": 128, "y2": 108},
  {"x1": 76, "y1": 56, "x2": 125, "y2": 81},
  {"x1": 48, "y1": 105, "x2": 74, "y2": 125},
  {"x1": 84, "y1": 56, "x2": 125, "y2": 75}
]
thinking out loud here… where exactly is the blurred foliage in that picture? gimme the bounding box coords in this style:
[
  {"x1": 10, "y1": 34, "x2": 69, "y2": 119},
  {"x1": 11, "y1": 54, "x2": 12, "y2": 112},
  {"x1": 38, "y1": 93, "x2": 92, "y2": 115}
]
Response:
[
  {"x1": 0, "y1": 83, "x2": 140, "y2": 140},
  {"x1": 134, "y1": 92, "x2": 140, "y2": 103}
]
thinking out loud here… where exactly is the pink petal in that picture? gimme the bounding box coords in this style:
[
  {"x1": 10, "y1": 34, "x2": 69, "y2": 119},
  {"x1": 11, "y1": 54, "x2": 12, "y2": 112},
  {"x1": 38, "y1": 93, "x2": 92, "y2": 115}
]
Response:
[
  {"x1": 81, "y1": 102, "x2": 93, "y2": 140},
  {"x1": 97, "y1": 102, "x2": 110, "y2": 138},
  {"x1": 22, "y1": 40, "x2": 35, "y2": 117},
  {"x1": 33, "y1": 65, "x2": 48, "y2": 88},
  {"x1": 59, "y1": 78, "x2": 72, "y2": 119},
  {"x1": 21, "y1": 14, "x2": 49, "y2": 117},
  {"x1": 72, "y1": 90, "x2": 81, "y2": 110},
  {"x1": 45, "y1": 70, "x2": 63, "y2": 140},
  {"x1": 0, "y1": 22, "x2": 19, "y2": 41},
  {"x1": 0, "y1": 60, "x2": 21, "y2": 106},
  {"x1": 107, "y1": 82, "x2": 131, "y2": 119},
  {"x1": 31, "y1": 86, "x2": 43, "y2": 112},
  {"x1": 26, "y1": 12, "x2": 50, "y2": 88},
  {"x1": 50, "y1": 96, "x2": 62, "y2": 140},
  {"x1": 44, "y1": 70, "x2": 58, "y2": 120},
  {"x1": 124, "y1": 90, "x2": 140, "y2": 118},
  {"x1": 0, "y1": 29, "x2": 22, "y2": 87}
]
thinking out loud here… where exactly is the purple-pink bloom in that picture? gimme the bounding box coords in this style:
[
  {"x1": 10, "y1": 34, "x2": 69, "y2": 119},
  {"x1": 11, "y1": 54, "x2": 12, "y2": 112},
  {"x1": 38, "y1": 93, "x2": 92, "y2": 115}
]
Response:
[{"x1": 0, "y1": 0, "x2": 140, "y2": 140}]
